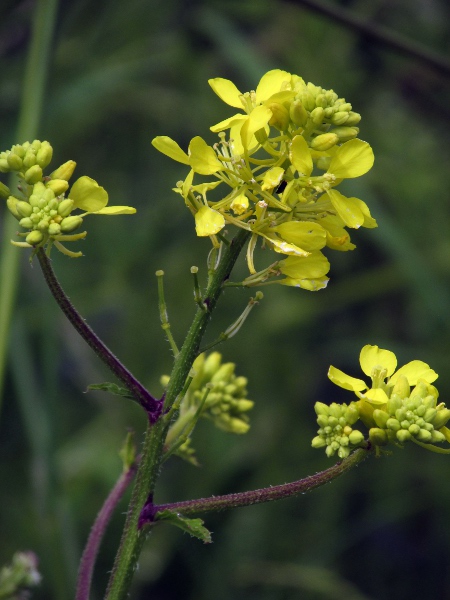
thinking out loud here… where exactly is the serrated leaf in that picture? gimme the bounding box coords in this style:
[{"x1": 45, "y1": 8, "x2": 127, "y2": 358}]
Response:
[{"x1": 156, "y1": 510, "x2": 212, "y2": 543}]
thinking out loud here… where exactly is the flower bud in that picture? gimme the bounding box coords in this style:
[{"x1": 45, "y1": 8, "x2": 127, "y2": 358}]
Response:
[
  {"x1": 0, "y1": 158, "x2": 10, "y2": 172},
  {"x1": 235, "y1": 399, "x2": 254, "y2": 412},
  {"x1": 391, "y1": 375, "x2": 410, "y2": 400},
  {"x1": 22, "y1": 152, "x2": 37, "y2": 168},
  {"x1": 386, "y1": 417, "x2": 401, "y2": 431},
  {"x1": 50, "y1": 160, "x2": 77, "y2": 182},
  {"x1": 46, "y1": 179, "x2": 69, "y2": 196},
  {"x1": 310, "y1": 133, "x2": 339, "y2": 151},
  {"x1": 24, "y1": 165, "x2": 43, "y2": 184},
  {"x1": 331, "y1": 111, "x2": 349, "y2": 126},
  {"x1": 431, "y1": 430, "x2": 445, "y2": 443},
  {"x1": 0, "y1": 181, "x2": 11, "y2": 199},
  {"x1": 229, "y1": 417, "x2": 250, "y2": 434},
  {"x1": 332, "y1": 127, "x2": 359, "y2": 142},
  {"x1": 289, "y1": 100, "x2": 308, "y2": 126},
  {"x1": 19, "y1": 217, "x2": 33, "y2": 229},
  {"x1": 6, "y1": 196, "x2": 21, "y2": 219},
  {"x1": 310, "y1": 107, "x2": 324, "y2": 125},
  {"x1": 36, "y1": 142, "x2": 53, "y2": 168},
  {"x1": 60, "y1": 215, "x2": 83, "y2": 233},
  {"x1": 7, "y1": 152, "x2": 23, "y2": 170},
  {"x1": 348, "y1": 430, "x2": 364, "y2": 445},
  {"x1": 299, "y1": 91, "x2": 316, "y2": 111},
  {"x1": 16, "y1": 201, "x2": 33, "y2": 218},
  {"x1": 57, "y1": 198, "x2": 74, "y2": 217},
  {"x1": 26, "y1": 230, "x2": 44, "y2": 245},
  {"x1": 315, "y1": 93, "x2": 328, "y2": 108},
  {"x1": 311, "y1": 435, "x2": 327, "y2": 449},
  {"x1": 431, "y1": 408, "x2": 450, "y2": 430},
  {"x1": 373, "y1": 409, "x2": 389, "y2": 428},
  {"x1": 268, "y1": 103, "x2": 290, "y2": 131},
  {"x1": 48, "y1": 223, "x2": 61, "y2": 236},
  {"x1": 345, "y1": 112, "x2": 361, "y2": 126},
  {"x1": 396, "y1": 429, "x2": 411, "y2": 443},
  {"x1": 369, "y1": 427, "x2": 388, "y2": 445},
  {"x1": 314, "y1": 402, "x2": 329, "y2": 416}
]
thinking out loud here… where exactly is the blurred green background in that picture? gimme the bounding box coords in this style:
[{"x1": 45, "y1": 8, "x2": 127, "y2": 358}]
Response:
[{"x1": 1, "y1": 0, "x2": 450, "y2": 598}]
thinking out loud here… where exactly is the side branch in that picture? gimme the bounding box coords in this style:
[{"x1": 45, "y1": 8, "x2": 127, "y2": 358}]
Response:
[
  {"x1": 149, "y1": 446, "x2": 371, "y2": 519},
  {"x1": 36, "y1": 249, "x2": 161, "y2": 419}
]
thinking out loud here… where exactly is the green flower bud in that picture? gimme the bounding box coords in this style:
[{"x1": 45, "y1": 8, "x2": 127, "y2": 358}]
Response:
[
  {"x1": 16, "y1": 201, "x2": 33, "y2": 218},
  {"x1": 47, "y1": 223, "x2": 61, "y2": 236},
  {"x1": 46, "y1": 179, "x2": 69, "y2": 196},
  {"x1": 60, "y1": 215, "x2": 83, "y2": 233},
  {"x1": 310, "y1": 133, "x2": 339, "y2": 151},
  {"x1": 391, "y1": 375, "x2": 410, "y2": 400},
  {"x1": 299, "y1": 91, "x2": 316, "y2": 112},
  {"x1": 50, "y1": 160, "x2": 77, "y2": 181},
  {"x1": 345, "y1": 112, "x2": 361, "y2": 126},
  {"x1": 338, "y1": 102, "x2": 352, "y2": 112},
  {"x1": 36, "y1": 142, "x2": 53, "y2": 168},
  {"x1": 396, "y1": 429, "x2": 411, "y2": 443},
  {"x1": 235, "y1": 399, "x2": 254, "y2": 412},
  {"x1": 408, "y1": 424, "x2": 420, "y2": 436},
  {"x1": 369, "y1": 427, "x2": 388, "y2": 446},
  {"x1": 331, "y1": 111, "x2": 349, "y2": 126},
  {"x1": 57, "y1": 198, "x2": 74, "y2": 217},
  {"x1": 431, "y1": 430, "x2": 445, "y2": 443},
  {"x1": 26, "y1": 230, "x2": 44, "y2": 245},
  {"x1": 314, "y1": 402, "x2": 329, "y2": 416},
  {"x1": 268, "y1": 103, "x2": 290, "y2": 131},
  {"x1": 348, "y1": 430, "x2": 364, "y2": 445},
  {"x1": 424, "y1": 408, "x2": 437, "y2": 423},
  {"x1": 0, "y1": 181, "x2": 10, "y2": 200},
  {"x1": 22, "y1": 152, "x2": 37, "y2": 168},
  {"x1": 6, "y1": 196, "x2": 21, "y2": 220},
  {"x1": 386, "y1": 417, "x2": 401, "y2": 431},
  {"x1": 289, "y1": 100, "x2": 308, "y2": 126},
  {"x1": 211, "y1": 363, "x2": 235, "y2": 383},
  {"x1": 431, "y1": 408, "x2": 450, "y2": 429},
  {"x1": 202, "y1": 352, "x2": 222, "y2": 379},
  {"x1": 312, "y1": 435, "x2": 327, "y2": 449},
  {"x1": 24, "y1": 165, "x2": 43, "y2": 184},
  {"x1": 0, "y1": 158, "x2": 10, "y2": 172},
  {"x1": 7, "y1": 152, "x2": 23, "y2": 170},
  {"x1": 228, "y1": 417, "x2": 250, "y2": 434},
  {"x1": 317, "y1": 415, "x2": 328, "y2": 428},
  {"x1": 19, "y1": 217, "x2": 33, "y2": 229},
  {"x1": 411, "y1": 381, "x2": 428, "y2": 398},
  {"x1": 373, "y1": 409, "x2": 389, "y2": 429},
  {"x1": 315, "y1": 93, "x2": 328, "y2": 108},
  {"x1": 332, "y1": 127, "x2": 359, "y2": 142},
  {"x1": 416, "y1": 429, "x2": 432, "y2": 442},
  {"x1": 310, "y1": 107, "x2": 324, "y2": 125}
]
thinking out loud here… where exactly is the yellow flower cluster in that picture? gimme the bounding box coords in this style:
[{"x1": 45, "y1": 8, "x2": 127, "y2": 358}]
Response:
[
  {"x1": 152, "y1": 70, "x2": 376, "y2": 290},
  {"x1": 313, "y1": 345, "x2": 450, "y2": 456},
  {"x1": 1, "y1": 140, "x2": 136, "y2": 257}
]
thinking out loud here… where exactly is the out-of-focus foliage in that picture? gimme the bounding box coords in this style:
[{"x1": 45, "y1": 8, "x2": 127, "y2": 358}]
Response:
[{"x1": 0, "y1": 0, "x2": 450, "y2": 598}]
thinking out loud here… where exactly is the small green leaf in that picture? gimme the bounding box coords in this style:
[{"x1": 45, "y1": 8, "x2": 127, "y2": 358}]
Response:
[
  {"x1": 156, "y1": 510, "x2": 212, "y2": 543},
  {"x1": 119, "y1": 431, "x2": 136, "y2": 471},
  {"x1": 87, "y1": 382, "x2": 138, "y2": 403}
]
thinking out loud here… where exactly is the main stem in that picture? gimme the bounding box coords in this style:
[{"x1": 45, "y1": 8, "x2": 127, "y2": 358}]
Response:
[{"x1": 105, "y1": 229, "x2": 250, "y2": 600}]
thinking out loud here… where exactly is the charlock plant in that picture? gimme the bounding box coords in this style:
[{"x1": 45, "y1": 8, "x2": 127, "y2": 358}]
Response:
[{"x1": 2, "y1": 69, "x2": 447, "y2": 600}]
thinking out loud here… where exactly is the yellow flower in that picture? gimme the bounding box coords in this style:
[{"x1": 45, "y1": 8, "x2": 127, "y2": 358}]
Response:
[{"x1": 328, "y1": 345, "x2": 438, "y2": 406}]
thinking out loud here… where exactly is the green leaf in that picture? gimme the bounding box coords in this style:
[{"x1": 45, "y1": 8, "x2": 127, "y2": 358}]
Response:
[
  {"x1": 87, "y1": 382, "x2": 138, "y2": 403},
  {"x1": 156, "y1": 510, "x2": 212, "y2": 543},
  {"x1": 119, "y1": 431, "x2": 136, "y2": 471}
]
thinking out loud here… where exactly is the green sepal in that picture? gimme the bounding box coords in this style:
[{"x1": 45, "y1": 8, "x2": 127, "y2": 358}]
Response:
[
  {"x1": 119, "y1": 431, "x2": 136, "y2": 471},
  {"x1": 156, "y1": 510, "x2": 212, "y2": 544}
]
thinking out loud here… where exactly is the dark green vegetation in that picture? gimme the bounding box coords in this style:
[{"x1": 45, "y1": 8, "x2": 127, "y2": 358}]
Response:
[{"x1": 1, "y1": 0, "x2": 450, "y2": 598}]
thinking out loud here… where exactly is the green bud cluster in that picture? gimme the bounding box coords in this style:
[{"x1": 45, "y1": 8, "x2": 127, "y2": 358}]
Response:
[
  {"x1": 369, "y1": 381, "x2": 450, "y2": 446},
  {"x1": 288, "y1": 79, "x2": 361, "y2": 153},
  {"x1": 311, "y1": 401, "x2": 364, "y2": 458},
  {"x1": 0, "y1": 552, "x2": 41, "y2": 598},
  {"x1": 0, "y1": 140, "x2": 53, "y2": 176},
  {"x1": 189, "y1": 352, "x2": 254, "y2": 434}
]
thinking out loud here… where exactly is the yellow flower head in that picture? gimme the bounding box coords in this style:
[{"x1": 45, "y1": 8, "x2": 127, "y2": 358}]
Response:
[{"x1": 152, "y1": 70, "x2": 376, "y2": 291}]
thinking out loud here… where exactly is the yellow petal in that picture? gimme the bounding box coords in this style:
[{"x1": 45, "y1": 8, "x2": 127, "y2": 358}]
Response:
[
  {"x1": 279, "y1": 276, "x2": 329, "y2": 291},
  {"x1": 182, "y1": 169, "x2": 195, "y2": 199},
  {"x1": 261, "y1": 233, "x2": 309, "y2": 257},
  {"x1": 208, "y1": 78, "x2": 243, "y2": 109},
  {"x1": 191, "y1": 181, "x2": 223, "y2": 195},
  {"x1": 352, "y1": 197, "x2": 377, "y2": 228},
  {"x1": 210, "y1": 114, "x2": 246, "y2": 133},
  {"x1": 328, "y1": 366, "x2": 367, "y2": 392},
  {"x1": 290, "y1": 135, "x2": 313, "y2": 176},
  {"x1": 255, "y1": 69, "x2": 291, "y2": 103},
  {"x1": 261, "y1": 166, "x2": 284, "y2": 191},
  {"x1": 151, "y1": 136, "x2": 190, "y2": 164},
  {"x1": 360, "y1": 345, "x2": 397, "y2": 377},
  {"x1": 91, "y1": 206, "x2": 136, "y2": 215},
  {"x1": 363, "y1": 388, "x2": 389, "y2": 405},
  {"x1": 195, "y1": 205, "x2": 225, "y2": 236},
  {"x1": 188, "y1": 137, "x2": 223, "y2": 175},
  {"x1": 240, "y1": 105, "x2": 272, "y2": 149},
  {"x1": 279, "y1": 251, "x2": 330, "y2": 279},
  {"x1": 273, "y1": 221, "x2": 326, "y2": 251},
  {"x1": 70, "y1": 176, "x2": 108, "y2": 211},
  {"x1": 230, "y1": 193, "x2": 249, "y2": 215},
  {"x1": 389, "y1": 361, "x2": 438, "y2": 386},
  {"x1": 327, "y1": 139, "x2": 374, "y2": 178},
  {"x1": 327, "y1": 189, "x2": 365, "y2": 229}
]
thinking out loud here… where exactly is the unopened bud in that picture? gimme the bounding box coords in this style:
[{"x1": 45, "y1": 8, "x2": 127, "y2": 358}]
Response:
[
  {"x1": 48, "y1": 223, "x2": 61, "y2": 236},
  {"x1": 16, "y1": 201, "x2": 33, "y2": 218},
  {"x1": 7, "y1": 153, "x2": 23, "y2": 170},
  {"x1": 46, "y1": 179, "x2": 69, "y2": 195},
  {"x1": 26, "y1": 230, "x2": 44, "y2": 245},
  {"x1": 331, "y1": 111, "x2": 349, "y2": 126},
  {"x1": 24, "y1": 165, "x2": 43, "y2": 184},
  {"x1": 391, "y1": 375, "x2": 410, "y2": 399},
  {"x1": 268, "y1": 103, "x2": 290, "y2": 131},
  {"x1": 299, "y1": 91, "x2": 316, "y2": 112},
  {"x1": 373, "y1": 409, "x2": 389, "y2": 429},
  {"x1": 431, "y1": 408, "x2": 450, "y2": 430},
  {"x1": 345, "y1": 112, "x2": 361, "y2": 126},
  {"x1": 57, "y1": 198, "x2": 74, "y2": 217},
  {"x1": 19, "y1": 217, "x2": 33, "y2": 229},
  {"x1": 0, "y1": 181, "x2": 11, "y2": 199},
  {"x1": 50, "y1": 160, "x2": 77, "y2": 182},
  {"x1": 60, "y1": 215, "x2": 83, "y2": 233},
  {"x1": 369, "y1": 427, "x2": 388, "y2": 445},
  {"x1": 6, "y1": 196, "x2": 21, "y2": 219},
  {"x1": 36, "y1": 141, "x2": 53, "y2": 168},
  {"x1": 22, "y1": 152, "x2": 37, "y2": 168},
  {"x1": 348, "y1": 430, "x2": 364, "y2": 445},
  {"x1": 332, "y1": 127, "x2": 359, "y2": 142},
  {"x1": 289, "y1": 100, "x2": 308, "y2": 126},
  {"x1": 310, "y1": 133, "x2": 339, "y2": 151},
  {"x1": 396, "y1": 429, "x2": 411, "y2": 443},
  {"x1": 310, "y1": 107, "x2": 324, "y2": 125}
]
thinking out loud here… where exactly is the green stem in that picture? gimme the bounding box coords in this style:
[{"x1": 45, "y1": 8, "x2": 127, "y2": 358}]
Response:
[
  {"x1": 153, "y1": 447, "x2": 371, "y2": 517},
  {"x1": 0, "y1": 0, "x2": 59, "y2": 417},
  {"x1": 105, "y1": 229, "x2": 250, "y2": 600}
]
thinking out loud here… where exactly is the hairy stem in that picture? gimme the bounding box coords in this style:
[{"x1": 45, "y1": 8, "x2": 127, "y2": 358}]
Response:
[
  {"x1": 105, "y1": 229, "x2": 250, "y2": 600},
  {"x1": 36, "y1": 249, "x2": 161, "y2": 417}
]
